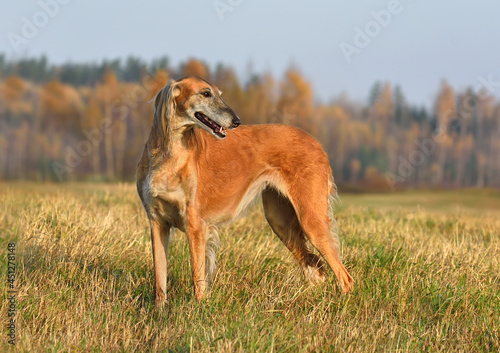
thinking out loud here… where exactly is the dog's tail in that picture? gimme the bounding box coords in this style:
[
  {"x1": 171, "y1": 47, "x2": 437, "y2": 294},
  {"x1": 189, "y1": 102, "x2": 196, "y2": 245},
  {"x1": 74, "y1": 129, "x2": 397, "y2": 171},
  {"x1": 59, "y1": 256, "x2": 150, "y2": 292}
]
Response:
[
  {"x1": 169, "y1": 227, "x2": 219, "y2": 285},
  {"x1": 205, "y1": 225, "x2": 220, "y2": 284},
  {"x1": 328, "y1": 176, "x2": 342, "y2": 257}
]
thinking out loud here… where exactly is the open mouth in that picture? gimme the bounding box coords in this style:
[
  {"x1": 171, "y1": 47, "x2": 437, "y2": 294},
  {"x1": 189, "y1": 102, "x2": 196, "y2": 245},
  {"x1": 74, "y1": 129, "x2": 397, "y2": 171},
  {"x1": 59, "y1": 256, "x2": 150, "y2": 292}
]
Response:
[{"x1": 194, "y1": 112, "x2": 227, "y2": 138}]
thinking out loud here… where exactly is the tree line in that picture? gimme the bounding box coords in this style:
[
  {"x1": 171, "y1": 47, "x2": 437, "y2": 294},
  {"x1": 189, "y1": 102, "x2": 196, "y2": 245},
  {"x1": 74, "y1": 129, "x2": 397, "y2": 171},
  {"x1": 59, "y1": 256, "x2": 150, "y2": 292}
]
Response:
[{"x1": 1, "y1": 55, "x2": 499, "y2": 190}]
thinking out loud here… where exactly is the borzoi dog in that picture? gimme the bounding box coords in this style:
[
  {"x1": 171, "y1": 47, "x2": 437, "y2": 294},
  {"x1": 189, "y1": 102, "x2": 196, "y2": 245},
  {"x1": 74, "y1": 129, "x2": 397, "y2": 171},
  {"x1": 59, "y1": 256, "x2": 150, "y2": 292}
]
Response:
[{"x1": 136, "y1": 76, "x2": 353, "y2": 305}]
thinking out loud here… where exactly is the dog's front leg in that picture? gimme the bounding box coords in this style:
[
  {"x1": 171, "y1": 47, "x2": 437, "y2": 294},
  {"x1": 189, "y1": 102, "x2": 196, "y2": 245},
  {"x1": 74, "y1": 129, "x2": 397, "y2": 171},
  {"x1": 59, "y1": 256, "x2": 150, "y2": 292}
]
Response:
[
  {"x1": 149, "y1": 218, "x2": 171, "y2": 307},
  {"x1": 186, "y1": 206, "x2": 208, "y2": 301}
]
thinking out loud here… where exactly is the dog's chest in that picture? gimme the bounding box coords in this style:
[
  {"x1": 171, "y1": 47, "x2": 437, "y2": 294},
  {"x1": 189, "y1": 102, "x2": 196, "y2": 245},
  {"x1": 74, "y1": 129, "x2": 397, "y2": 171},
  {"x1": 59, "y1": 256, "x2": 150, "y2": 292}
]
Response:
[{"x1": 143, "y1": 168, "x2": 188, "y2": 222}]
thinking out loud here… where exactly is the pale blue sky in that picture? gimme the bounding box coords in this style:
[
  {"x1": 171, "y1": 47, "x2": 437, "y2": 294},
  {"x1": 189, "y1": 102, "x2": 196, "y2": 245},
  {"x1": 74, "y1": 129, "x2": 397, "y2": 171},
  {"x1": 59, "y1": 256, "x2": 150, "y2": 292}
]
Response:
[{"x1": 1, "y1": 0, "x2": 499, "y2": 107}]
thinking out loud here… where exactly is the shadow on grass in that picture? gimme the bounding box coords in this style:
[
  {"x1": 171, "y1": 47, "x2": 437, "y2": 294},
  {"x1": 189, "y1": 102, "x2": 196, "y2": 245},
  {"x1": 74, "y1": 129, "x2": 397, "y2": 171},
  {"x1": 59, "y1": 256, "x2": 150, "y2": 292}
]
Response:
[{"x1": 19, "y1": 241, "x2": 197, "y2": 315}]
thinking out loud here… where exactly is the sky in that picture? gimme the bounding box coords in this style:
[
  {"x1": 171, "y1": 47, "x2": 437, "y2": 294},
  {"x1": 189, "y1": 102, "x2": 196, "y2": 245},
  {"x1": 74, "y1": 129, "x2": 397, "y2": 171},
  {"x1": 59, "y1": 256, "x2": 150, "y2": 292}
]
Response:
[{"x1": 1, "y1": 0, "x2": 499, "y2": 108}]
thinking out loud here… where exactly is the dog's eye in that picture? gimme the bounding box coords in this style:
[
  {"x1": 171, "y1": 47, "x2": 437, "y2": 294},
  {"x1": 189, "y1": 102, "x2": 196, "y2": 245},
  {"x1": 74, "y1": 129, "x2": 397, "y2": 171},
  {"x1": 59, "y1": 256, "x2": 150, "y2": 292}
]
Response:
[{"x1": 202, "y1": 91, "x2": 212, "y2": 98}]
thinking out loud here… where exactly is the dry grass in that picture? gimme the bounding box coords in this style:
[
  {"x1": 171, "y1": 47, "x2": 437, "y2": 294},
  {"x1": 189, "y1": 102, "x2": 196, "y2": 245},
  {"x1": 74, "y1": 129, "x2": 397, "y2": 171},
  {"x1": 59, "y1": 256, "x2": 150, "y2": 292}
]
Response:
[{"x1": 1, "y1": 182, "x2": 499, "y2": 352}]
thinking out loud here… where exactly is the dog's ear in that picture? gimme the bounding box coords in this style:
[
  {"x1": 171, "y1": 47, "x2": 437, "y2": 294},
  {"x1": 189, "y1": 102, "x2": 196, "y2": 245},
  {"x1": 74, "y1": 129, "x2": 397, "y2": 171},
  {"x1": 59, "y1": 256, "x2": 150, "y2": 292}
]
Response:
[
  {"x1": 152, "y1": 80, "x2": 178, "y2": 118},
  {"x1": 172, "y1": 84, "x2": 181, "y2": 98},
  {"x1": 152, "y1": 80, "x2": 179, "y2": 155}
]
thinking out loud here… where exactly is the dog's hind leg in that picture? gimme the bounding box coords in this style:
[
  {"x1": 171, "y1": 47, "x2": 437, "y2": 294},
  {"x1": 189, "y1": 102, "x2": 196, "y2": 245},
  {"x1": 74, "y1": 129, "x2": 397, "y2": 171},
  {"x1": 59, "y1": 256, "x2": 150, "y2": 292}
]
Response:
[
  {"x1": 262, "y1": 188, "x2": 326, "y2": 283},
  {"x1": 288, "y1": 184, "x2": 354, "y2": 293}
]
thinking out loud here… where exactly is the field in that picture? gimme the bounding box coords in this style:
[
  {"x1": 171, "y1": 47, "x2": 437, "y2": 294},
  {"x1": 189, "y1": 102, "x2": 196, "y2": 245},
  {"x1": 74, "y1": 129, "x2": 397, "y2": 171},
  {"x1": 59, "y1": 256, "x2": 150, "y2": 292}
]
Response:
[{"x1": 1, "y1": 182, "x2": 499, "y2": 352}]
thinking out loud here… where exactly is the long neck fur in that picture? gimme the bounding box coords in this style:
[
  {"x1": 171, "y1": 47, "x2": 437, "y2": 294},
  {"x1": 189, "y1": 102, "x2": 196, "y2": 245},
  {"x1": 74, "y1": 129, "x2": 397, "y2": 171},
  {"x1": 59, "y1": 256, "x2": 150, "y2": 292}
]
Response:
[{"x1": 147, "y1": 81, "x2": 209, "y2": 167}]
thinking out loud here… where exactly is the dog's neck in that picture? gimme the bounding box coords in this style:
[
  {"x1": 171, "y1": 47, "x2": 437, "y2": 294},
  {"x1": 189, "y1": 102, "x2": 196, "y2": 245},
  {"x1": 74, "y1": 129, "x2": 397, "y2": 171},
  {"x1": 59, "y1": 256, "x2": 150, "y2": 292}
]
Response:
[{"x1": 147, "y1": 123, "x2": 201, "y2": 166}]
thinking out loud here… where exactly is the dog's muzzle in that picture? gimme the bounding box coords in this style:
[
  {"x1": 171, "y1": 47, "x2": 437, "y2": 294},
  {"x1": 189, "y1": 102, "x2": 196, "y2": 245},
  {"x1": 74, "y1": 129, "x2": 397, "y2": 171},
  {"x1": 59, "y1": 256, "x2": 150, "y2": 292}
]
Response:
[{"x1": 232, "y1": 116, "x2": 241, "y2": 128}]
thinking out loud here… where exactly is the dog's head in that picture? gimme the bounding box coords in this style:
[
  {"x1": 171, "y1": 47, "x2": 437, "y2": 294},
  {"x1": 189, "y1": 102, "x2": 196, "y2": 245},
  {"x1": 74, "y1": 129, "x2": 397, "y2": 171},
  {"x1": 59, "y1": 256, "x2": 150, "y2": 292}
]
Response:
[{"x1": 153, "y1": 76, "x2": 241, "y2": 140}]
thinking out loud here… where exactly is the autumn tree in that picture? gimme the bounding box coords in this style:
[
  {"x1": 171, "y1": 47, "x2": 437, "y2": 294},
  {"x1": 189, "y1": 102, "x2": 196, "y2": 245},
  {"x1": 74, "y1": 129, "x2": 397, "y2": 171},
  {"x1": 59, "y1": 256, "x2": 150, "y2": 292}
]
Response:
[
  {"x1": 372, "y1": 82, "x2": 393, "y2": 126},
  {"x1": 244, "y1": 73, "x2": 276, "y2": 125},
  {"x1": 181, "y1": 58, "x2": 209, "y2": 79},
  {"x1": 82, "y1": 96, "x2": 104, "y2": 179},
  {"x1": 433, "y1": 80, "x2": 456, "y2": 185},
  {"x1": 277, "y1": 68, "x2": 314, "y2": 133},
  {"x1": 96, "y1": 69, "x2": 121, "y2": 180},
  {"x1": 40, "y1": 80, "x2": 84, "y2": 131},
  {"x1": 350, "y1": 158, "x2": 361, "y2": 183},
  {"x1": 394, "y1": 85, "x2": 411, "y2": 128},
  {"x1": 3, "y1": 75, "x2": 25, "y2": 101}
]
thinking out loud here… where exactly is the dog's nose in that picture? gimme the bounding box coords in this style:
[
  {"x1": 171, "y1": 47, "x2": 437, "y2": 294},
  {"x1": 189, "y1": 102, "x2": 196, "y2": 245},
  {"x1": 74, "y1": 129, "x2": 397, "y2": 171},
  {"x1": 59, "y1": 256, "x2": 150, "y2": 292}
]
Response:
[{"x1": 232, "y1": 116, "x2": 241, "y2": 128}]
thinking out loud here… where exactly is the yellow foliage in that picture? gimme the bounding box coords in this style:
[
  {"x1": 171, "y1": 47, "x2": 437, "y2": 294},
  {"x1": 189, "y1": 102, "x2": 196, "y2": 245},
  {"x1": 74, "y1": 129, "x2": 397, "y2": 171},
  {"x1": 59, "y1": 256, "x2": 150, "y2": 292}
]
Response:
[
  {"x1": 182, "y1": 58, "x2": 208, "y2": 79},
  {"x1": 2, "y1": 75, "x2": 25, "y2": 100}
]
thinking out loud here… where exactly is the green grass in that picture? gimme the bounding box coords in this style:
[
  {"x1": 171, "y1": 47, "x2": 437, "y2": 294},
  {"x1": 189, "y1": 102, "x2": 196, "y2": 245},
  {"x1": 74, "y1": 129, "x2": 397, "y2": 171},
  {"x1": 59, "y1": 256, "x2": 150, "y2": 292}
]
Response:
[{"x1": 1, "y1": 182, "x2": 499, "y2": 352}]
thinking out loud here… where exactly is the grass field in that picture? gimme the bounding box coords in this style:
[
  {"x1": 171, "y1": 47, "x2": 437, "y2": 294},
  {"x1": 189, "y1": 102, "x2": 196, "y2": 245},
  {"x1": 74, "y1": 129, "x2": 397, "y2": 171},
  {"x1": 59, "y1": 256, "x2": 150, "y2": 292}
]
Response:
[{"x1": 1, "y1": 182, "x2": 499, "y2": 352}]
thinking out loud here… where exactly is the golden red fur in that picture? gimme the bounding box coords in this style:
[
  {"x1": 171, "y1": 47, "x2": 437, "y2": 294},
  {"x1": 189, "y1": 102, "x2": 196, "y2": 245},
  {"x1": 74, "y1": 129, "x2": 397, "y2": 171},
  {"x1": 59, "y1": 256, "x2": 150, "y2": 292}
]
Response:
[{"x1": 137, "y1": 76, "x2": 353, "y2": 305}]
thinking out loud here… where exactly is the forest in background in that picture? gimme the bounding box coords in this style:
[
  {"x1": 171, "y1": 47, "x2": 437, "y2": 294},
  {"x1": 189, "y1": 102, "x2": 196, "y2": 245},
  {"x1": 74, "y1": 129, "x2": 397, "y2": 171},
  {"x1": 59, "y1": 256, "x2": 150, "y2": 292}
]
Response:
[{"x1": 1, "y1": 54, "x2": 499, "y2": 190}]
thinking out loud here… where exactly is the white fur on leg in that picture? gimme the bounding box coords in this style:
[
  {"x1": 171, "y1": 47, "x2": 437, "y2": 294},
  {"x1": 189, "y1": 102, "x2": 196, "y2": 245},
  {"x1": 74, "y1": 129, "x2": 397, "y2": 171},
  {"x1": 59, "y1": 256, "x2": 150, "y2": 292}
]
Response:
[{"x1": 303, "y1": 265, "x2": 326, "y2": 284}]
